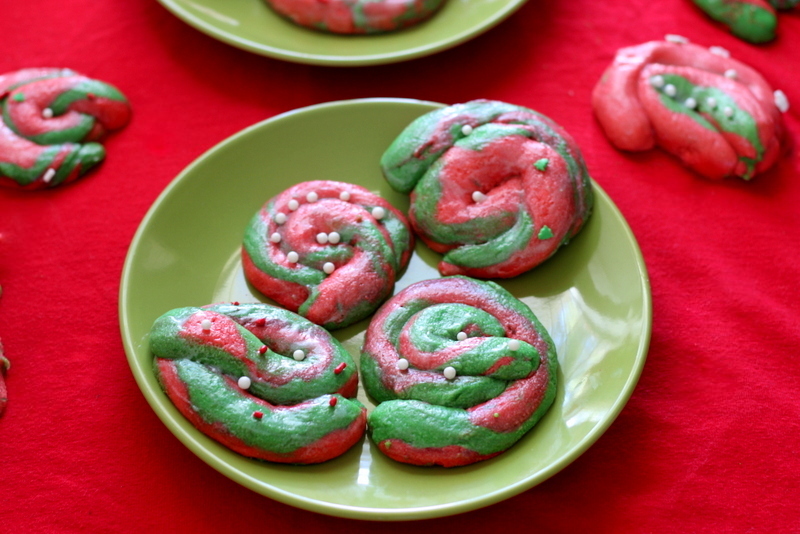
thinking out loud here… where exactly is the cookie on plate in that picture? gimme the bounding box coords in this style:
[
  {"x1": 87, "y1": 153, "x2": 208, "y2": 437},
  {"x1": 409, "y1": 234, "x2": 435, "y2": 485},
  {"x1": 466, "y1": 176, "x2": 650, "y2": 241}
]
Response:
[
  {"x1": 361, "y1": 276, "x2": 558, "y2": 467},
  {"x1": 150, "y1": 303, "x2": 366, "y2": 464},
  {"x1": 381, "y1": 99, "x2": 594, "y2": 279}
]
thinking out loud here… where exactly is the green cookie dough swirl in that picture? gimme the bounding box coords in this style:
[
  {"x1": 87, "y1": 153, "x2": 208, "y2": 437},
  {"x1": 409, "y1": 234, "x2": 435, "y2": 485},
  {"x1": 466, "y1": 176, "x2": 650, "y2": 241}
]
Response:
[
  {"x1": 692, "y1": 0, "x2": 797, "y2": 43},
  {"x1": 150, "y1": 303, "x2": 366, "y2": 464},
  {"x1": 361, "y1": 276, "x2": 558, "y2": 467},
  {"x1": 0, "y1": 68, "x2": 131, "y2": 189},
  {"x1": 380, "y1": 99, "x2": 593, "y2": 279}
]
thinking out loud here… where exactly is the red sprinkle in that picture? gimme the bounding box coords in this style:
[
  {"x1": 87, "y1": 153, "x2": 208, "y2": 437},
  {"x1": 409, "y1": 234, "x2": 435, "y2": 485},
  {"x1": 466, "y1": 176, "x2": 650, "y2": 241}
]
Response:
[
  {"x1": 86, "y1": 92, "x2": 96, "y2": 100},
  {"x1": 252, "y1": 411, "x2": 263, "y2": 419},
  {"x1": 258, "y1": 346, "x2": 268, "y2": 355},
  {"x1": 334, "y1": 362, "x2": 347, "y2": 375},
  {"x1": 329, "y1": 397, "x2": 338, "y2": 407},
  {"x1": 232, "y1": 301, "x2": 240, "y2": 305},
  {"x1": 255, "y1": 318, "x2": 266, "y2": 327}
]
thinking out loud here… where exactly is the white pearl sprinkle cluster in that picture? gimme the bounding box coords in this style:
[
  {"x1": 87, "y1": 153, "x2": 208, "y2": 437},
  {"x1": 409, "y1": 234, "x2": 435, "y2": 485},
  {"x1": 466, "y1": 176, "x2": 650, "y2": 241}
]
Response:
[{"x1": 271, "y1": 189, "x2": 392, "y2": 276}]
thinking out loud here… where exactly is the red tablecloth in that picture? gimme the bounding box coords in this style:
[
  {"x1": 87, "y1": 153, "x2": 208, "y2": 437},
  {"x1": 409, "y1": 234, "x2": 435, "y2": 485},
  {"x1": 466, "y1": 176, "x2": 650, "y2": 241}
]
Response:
[{"x1": 2, "y1": 0, "x2": 799, "y2": 531}]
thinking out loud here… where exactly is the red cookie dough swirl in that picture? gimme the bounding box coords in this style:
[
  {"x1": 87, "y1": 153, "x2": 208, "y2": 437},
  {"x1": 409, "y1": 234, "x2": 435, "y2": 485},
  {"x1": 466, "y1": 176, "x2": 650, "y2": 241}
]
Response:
[
  {"x1": 150, "y1": 303, "x2": 366, "y2": 464},
  {"x1": 361, "y1": 276, "x2": 558, "y2": 467},
  {"x1": 380, "y1": 100, "x2": 593, "y2": 279},
  {"x1": 592, "y1": 39, "x2": 788, "y2": 180},
  {"x1": 242, "y1": 180, "x2": 414, "y2": 330},
  {"x1": 263, "y1": 0, "x2": 445, "y2": 34},
  {"x1": 0, "y1": 68, "x2": 131, "y2": 190}
]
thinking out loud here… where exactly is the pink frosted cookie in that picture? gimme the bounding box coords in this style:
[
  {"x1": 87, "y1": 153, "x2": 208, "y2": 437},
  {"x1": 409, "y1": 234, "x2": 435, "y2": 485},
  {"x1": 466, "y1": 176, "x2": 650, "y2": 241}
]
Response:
[
  {"x1": 381, "y1": 100, "x2": 593, "y2": 279},
  {"x1": 592, "y1": 38, "x2": 788, "y2": 180},
  {"x1": 263, "y1": 0, "x2": 445, "y2": 34},
  {"x1": 150, "y1": 303, "x2": 366, "y2": 464},
  {"x1": 242, "y1": 180, "x2": 414, "y2": 329},
  {"x1": 0, "y1": 68, "x2": 131, "y2": 189}
]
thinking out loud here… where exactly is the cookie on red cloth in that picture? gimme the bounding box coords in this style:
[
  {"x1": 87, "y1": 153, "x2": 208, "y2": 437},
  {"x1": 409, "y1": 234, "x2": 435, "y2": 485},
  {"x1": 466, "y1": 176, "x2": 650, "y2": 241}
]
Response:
[{"x1": 592, "y1": 38, "x2": 789, "y2": 180}]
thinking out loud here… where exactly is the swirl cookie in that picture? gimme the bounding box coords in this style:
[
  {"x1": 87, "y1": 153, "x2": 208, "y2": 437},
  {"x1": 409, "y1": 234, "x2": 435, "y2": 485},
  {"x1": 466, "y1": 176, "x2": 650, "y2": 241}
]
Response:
[
  {"x1": 592, "y1": 38, "x2": 788, "y2": 180},
  {"x1": 242, "y1": 180, "x2": 413, "y2": 330},
  {"x1": 381, "y1": 100, "x2": 593, "y2": 279},
  {"x1": 263, "y1": 0, "x2": 444, "y2": 34},
  {"x1": 361, "y1": 276, "x2": 558, "y2": 467},
  {"x1": 691, "y1": 0, "x2": 798, "y2": 43},
  {"x1": 150, "y1": 303, "x2": 366, "y2": 464},
  {"x1": 0, "y1": 68, "x2": 131, "y2": 189}
]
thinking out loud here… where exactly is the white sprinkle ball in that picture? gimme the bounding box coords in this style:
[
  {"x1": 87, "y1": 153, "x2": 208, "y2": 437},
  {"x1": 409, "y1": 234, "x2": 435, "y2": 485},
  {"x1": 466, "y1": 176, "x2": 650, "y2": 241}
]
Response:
[
  {"x1": 201, "y1": 319, "x2": 212, "y2": 331},
  {"x1": 288, "y1": 199, "x2": 300, "y2": 211},
  {"x1": 327, "y1": 231, "x2": 341, "y2": 244},
  {"x1": 724, "y1": 69, "x2": 738, "y2": 79},
  {"x1": 316, "y1": 232, "x2": 329, "y2": 245},
  {"x1": 275, "y1": 212, "x2": 287, "y2": 225},
  {"x1": 42, "y1": 168, "x2": 56, "y2": 183},
  {"x1": 306, "y1": 192, "x2": 318, "y2": 203},
  {"x1": 443, "y1": 367, "x2": 457, "y2": 380},
  {"x1": 372, "y1": 206, "x2": 386, "y2": 220},
  {"x1": 774, "y1": 90, "x2": 790, "y2": 113},
  {"x1": 287, "y1": 251, "x2": 299, "y2": 263},
  {"x1": 472, "y1": 191, "x2": 487, "y2": 203},
  {"x1": 723, "y1": 106, "x2": 734, "y2": 118},
  {"x1": 508, "y1": 339, "x2": 520, "y2": 351},
  {"x1": 706, "y1": 97, "x2": 717, "y2": 109},
  {"x1": 665, "y1": 34, "x2": 689, "y2": 44},
  {"x1": 293, "y1": 349, "x2": 305, "y2": 361},
  {"x1": 651, "y1": 75, "x2": 665, "y2": 88},
  {"x1": 457, "y1": 332, "x2": 468, "y2": 341},
  {"x1": 461, "y1": 124, "x2": 473, "y2": 136},
  {"x1": 323, "y1": 262, "x2": 335, "y2": 274},
  {"x1": 685, "y1": 97, "x2": 697, "y2": 109},
  {"x1": 269, "y1": 232, "x2": 281, "y2": 243},
  {"x1": 339, "y1": 191, "x2": 351, "y2": 201},
  {"x1": 237, "y1": 376, "x2": 252, "y2": 390},
  {"x1": 42, "y1": 108, "x2": 54, "y2": 119},
  {"x1": 396, "y1": 358, "x2": 409, "y2": 371},
  {"x1": 709, "y1": 46, "x2": 730, "y2": 57},
  {"x1": 664, "y1": 84, "x2": 677, "y2": 97}
]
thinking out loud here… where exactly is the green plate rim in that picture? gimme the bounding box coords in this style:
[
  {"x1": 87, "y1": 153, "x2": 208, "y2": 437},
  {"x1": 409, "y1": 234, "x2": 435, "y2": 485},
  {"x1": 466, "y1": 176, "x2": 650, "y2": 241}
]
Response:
[
  {"x1": 155, "y1": 0, "x2": 530, "y2": 66},
  {"x1": 119, "y1": 97, "x2": 652, "y2": 520}
]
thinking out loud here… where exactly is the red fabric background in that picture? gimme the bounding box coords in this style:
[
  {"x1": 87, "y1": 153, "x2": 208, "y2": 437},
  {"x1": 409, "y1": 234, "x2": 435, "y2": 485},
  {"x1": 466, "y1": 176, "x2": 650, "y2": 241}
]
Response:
[{"x1": 1, "y1": 0, "x2": 799, "y2": 532}]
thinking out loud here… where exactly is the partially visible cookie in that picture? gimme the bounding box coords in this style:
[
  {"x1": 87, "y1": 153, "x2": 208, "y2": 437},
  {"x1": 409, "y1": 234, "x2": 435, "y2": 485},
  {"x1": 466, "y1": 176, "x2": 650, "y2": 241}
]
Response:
[
  {"x1": 592, "y1": 38, "x2": 788, "y2": 180},
  {"x1": 242, "y1": 180, "x2": 413, "y2": 330},
  {"x1": 0, "y1": 68, "x2": 131, "y2": 189},
  {"x1": 691, "y1": 0, "x2": 798, "y2": 43},
  {"x1": 263, "y1": 0, "x2": 445, "y2": 34},
  {"x1": 381, "y1": 100, "x2": 593, "y2": 279}
]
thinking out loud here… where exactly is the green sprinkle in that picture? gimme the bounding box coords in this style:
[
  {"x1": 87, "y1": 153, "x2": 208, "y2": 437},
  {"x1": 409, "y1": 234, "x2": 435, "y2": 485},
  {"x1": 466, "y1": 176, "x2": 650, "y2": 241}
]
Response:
[
  {"x1": 534, "y1": 158, "x2": 549, "y2": 171},
  {"x1": 493, "y1": 413, "x2": 500, "y2": 418},
  {"x1": 538, "y1": 226, "x2": 554, "y2": 240},
  {"x1": 12, "y1": 93, "x2": 24, "y2": 102},
  {"x1": 384, "y1": 441, "x2": 392, "y2": 449}
]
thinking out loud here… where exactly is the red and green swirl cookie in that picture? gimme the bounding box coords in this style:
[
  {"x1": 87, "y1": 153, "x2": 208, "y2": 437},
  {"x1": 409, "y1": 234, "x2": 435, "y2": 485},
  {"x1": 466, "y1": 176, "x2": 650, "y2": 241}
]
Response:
[
  {"x1": 361, "y1": 276, "x2": 558, "y2": 467},
  {"x1": 242, "y1": 180, "x2": 413, "y2": 330},
  {"x1": 0, "y1": 68, "x2": 131, "y2": 190},
  {"x1": 380, "y1": 100, "x2": 593, "y2": 279},
  {"x1": 692, "y1": 0, "x2": 798, "y2": 43},
  {"x1": 150, "y1": 303, "x2": 366, "y2": 464},
  {"x1": 592, "y1": 39, "x2": 788, "y2": 180},
  {"x1": 263, "y1": 0, "x2": 445, "y2": 34}
]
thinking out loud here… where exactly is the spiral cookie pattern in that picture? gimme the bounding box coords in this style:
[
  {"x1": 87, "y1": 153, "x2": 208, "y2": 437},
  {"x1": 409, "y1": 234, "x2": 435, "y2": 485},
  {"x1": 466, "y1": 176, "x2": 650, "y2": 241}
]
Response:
[
  {"x1": 263, "y1": 0, "x2": 444, "y2": 34},
  {"x1": 150, "y1": 303, "x2": 366, "y2": 464},
  {"x1": 242, "y1": 180, "x2": 413, "y2": 330},
  {"x1": 592, "y1": 39, "x2": 788, "y2": 180},
  {"x1": 0, "y1": 68, "x2": 131, "y2": 189},
  {"x1": 361, "y1": 276, "x2": 558, "y2": 467},
  {"x1": 381, "y1": 100, "x2": 593, "y2": 279},
  {"x1": 691, "y1": 0, "x2": 798, "y2": 43}
]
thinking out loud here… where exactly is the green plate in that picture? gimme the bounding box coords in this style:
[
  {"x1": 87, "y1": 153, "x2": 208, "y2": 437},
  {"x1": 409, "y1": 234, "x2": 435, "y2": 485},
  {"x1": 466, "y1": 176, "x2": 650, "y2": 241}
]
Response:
[
  {"x1": 156, "y1": 0, "x2": 530, "y2": 66},
  {"x1": 119, "y1": 98, "x2": 651, "y2": 520}
]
